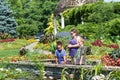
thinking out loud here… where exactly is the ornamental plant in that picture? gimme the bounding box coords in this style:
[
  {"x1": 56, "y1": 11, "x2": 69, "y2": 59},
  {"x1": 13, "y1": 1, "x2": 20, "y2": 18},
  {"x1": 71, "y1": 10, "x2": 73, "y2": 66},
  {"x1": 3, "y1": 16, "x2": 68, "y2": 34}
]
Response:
[
  {"x1": 91, "y1": 39, "x2": 119, "y2": 49},
  {"x1": 91, "y1": 40, "x2": 103, "y2": 47},
  {"x1": 101, "y1": 48, "x2": 120, "y2": 66},
  {"x1": 108, "y1": 48, "x2": 120, "y2": 60},
  {"x1": 0, "y1": 38, "x2": 15, "y2": 43}
]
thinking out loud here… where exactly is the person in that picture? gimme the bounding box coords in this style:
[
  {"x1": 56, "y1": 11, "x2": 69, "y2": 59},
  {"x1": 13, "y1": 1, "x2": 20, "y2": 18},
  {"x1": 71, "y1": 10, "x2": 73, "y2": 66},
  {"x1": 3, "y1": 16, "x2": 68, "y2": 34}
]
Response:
[
  {"x1": 55, "y1": 41, "x2": 66, "y2": 64},
  {"x1": 68, "y1": 29, "x2": 84, "y2": 65},
  {"x1": 75, "y1": 33, "x2": 85, "y2": 65}
]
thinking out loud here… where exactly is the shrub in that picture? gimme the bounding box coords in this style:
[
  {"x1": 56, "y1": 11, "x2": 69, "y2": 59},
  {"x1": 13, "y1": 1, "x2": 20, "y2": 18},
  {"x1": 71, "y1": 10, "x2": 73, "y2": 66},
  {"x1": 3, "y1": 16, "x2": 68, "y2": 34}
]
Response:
[{"x1": 39, "y1": 34, "x2": 54, "y2": 44}]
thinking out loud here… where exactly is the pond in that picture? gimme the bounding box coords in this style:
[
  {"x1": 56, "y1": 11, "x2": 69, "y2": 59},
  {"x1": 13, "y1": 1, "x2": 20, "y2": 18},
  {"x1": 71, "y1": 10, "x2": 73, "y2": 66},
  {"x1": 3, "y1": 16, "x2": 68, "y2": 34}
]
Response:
[{"x1": 0, "y1": 60, "x2": 120, "y2": 80}]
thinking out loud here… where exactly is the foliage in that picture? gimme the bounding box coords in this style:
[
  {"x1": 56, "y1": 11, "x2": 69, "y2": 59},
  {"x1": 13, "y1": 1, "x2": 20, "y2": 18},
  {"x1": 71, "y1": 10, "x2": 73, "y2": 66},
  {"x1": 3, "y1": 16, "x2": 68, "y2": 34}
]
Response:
[
  {"x1": 87, "y1": 3, "x2": 117, "y2": 23},
  {"x1": 7, "y1": 0, "x2": 59, "y2": 38},
  {"x1": 35, "y1": 62, "x2": 44, "y2": 80},
  {"x1": 48, "y1": 42, "x2": 56, "y2": 54},
  {"x1": 62, "y1": 2, "x2": 120, "y2": 40},
  {"x1": 91, "y1": 40, "x2": 119, "y2": 49},
  {"x1": 0, "y1": 68, "x2": 29, "y2": 80},
  {"x1": 16, "y1": 24, "x2": 38, "y2": 38},
  {"x1": 108, "y1": 48, "x2": 120, "y2": 60},
  {"x1": 39, "y1": 34, "x2": 54, "y2": 44},
  {"x1": 0, "y1": 51, "x2": 54, "y2": 62},
  {"x1": 34, "y1": 41, "x2": 56, "y2": 54},
  {"x1": 101, "y1": 49, "x2": 120, "y2": 66},
  {"x1": 44, "y1": 14, "x2": 61, "y2": 34},
  {"x1": 108, "y1": 18, "x2": 120, "y2": 36},
  {"x1": 0, "y1": 33, "x2": 9, "y2": 39},
  {"x1": 61, "y1": 68, "x2": 69, "y2": 80},
  {"x1": 0, "y1": 0, "x2": 17, "y2": 37},
  {"x1": 106, "y1": 70, "x2": 120, "y2": 80},
  {"x1": 60, "y1": 64, "x2": 103, "y2": 80}
]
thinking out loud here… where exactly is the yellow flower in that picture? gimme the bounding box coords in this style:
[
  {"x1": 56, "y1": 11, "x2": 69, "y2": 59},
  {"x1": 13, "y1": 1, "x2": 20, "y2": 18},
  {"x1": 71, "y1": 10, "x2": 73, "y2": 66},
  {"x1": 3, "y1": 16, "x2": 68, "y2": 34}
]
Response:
[{"x1": 27, "y1": 39, "x2": 37, "y2": 43}]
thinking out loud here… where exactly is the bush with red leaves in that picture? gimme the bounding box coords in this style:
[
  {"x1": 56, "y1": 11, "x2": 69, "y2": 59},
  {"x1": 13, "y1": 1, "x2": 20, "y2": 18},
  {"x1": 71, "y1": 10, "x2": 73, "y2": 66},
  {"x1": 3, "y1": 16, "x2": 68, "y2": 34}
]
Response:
[
  {"x1": 101, "y1": 54, "x2": 116, "y2": 66},
  {"x1": 107, "y1": 44, "x2": 119, "y2": 49},
  {"x1": 116, "y1": 59, "x2": 120, "y2": 66},
  {"x1": 91, "y1": 40, "x2": 119, "y2": 49},
  {"x1": 91, "y1": 40, "x2": 103, "y2": 47}
]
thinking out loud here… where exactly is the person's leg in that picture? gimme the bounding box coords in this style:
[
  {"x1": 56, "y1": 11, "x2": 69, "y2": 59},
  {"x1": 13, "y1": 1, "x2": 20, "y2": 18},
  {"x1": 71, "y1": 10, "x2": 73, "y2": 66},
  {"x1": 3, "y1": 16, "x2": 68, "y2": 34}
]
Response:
[
  {"x1": 79, "y1": 55, "x2": 85, "y2": 65},
  {"x1": 76, "y1": 58, "x2": 80, "y2": 65},
  {"x1": 71, "y1": 57, "x2": 76, "y2": 65}
]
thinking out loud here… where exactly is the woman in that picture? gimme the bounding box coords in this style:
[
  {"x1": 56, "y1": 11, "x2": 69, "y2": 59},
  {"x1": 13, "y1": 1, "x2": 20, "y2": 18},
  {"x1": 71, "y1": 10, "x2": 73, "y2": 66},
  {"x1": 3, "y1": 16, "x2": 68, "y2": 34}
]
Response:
[{"x1": 68, "y1": 29, "x2": 84, "y2": 65}]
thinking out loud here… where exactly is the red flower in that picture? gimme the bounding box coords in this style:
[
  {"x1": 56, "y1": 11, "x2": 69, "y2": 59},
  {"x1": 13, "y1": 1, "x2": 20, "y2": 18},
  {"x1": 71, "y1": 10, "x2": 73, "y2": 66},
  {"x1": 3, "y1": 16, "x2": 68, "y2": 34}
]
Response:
[
  {"x1": 91, "y1": 40, "x2": 103, "y2": 47},
  {"x1": 101, "y1": 54, "x2": 116, "y2": 66},
  {"x1": 107, "y1": 44, "x2": 119, "y2": 49},
  {"x1": 0, "y1": 38, "x2": 15, "y2": 43},
  {"x1": 116, "y1": 59, "x2": 120, "y2": 66}
]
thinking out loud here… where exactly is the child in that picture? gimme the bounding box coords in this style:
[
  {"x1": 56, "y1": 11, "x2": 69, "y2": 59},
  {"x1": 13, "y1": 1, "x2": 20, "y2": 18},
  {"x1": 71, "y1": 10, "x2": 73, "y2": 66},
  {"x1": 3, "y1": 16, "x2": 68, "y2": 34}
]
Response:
[
  {"x1": 55, "y1": 41, "x2": 66, "y2": 64},
  {"x1": 75, "y1": 36, "x2": 85, "y2": 65}
]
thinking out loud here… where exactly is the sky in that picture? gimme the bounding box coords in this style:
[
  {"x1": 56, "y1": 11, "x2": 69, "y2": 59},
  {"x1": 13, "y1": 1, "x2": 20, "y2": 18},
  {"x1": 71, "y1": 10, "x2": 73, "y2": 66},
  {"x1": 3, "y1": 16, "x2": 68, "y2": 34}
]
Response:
[{"x1": 104, "y1": 0, "x2": 120, "y2": 2}]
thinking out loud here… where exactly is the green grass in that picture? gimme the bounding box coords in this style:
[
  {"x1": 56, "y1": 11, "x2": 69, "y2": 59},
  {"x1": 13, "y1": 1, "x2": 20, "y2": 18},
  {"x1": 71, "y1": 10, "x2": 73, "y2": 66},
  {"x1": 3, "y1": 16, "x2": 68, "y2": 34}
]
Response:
[
  {"x1": 0, "y1": 39, "x2": 29, "y2": 50},
  {"x1": 0, "y1": 49, "x2": 18, "y2": 58}
]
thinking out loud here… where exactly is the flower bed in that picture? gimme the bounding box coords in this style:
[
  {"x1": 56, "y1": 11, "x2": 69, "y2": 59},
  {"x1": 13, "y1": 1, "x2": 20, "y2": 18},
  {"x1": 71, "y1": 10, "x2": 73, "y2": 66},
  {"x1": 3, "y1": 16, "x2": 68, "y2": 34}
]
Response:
[
  {"x1": 0, "y1": 53, "x2": 55, "y2": 62},
  {"x1": 27, "y1": 39, "x2": 37, "y2": 43},
  {"x1": 0, "y1": 39, "x2": 29, "y2": 50},
  {"x1": 101, "y1": 48, "x2": 120, "y2": 66},
  {"x1": 91, "y1": 40, "x2": 119, "y2": 49},
  {"x1": 0, "y1": 38, "x2": 15, "y2": 43}
]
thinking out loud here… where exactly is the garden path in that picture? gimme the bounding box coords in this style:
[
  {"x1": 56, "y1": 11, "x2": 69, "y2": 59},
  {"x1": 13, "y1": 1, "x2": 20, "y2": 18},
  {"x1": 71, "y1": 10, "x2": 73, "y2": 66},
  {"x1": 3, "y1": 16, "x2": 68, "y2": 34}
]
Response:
[
  {"x1": 25, "y1": 42, "x2": 38, "y2": 52},
  {"x1": 25, "y1": 42, "x2": 51, "y2": 54}
]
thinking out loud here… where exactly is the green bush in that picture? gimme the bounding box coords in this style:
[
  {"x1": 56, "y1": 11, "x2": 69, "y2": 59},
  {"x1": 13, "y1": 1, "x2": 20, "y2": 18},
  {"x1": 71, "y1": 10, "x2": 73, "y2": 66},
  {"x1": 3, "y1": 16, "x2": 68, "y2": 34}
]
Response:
[
  {"x1": 17, "y1": 24, "x2": 38, "y2": 38},
  {"x1": 62, "y1": 2, "x2": 120, "y2": 40}
]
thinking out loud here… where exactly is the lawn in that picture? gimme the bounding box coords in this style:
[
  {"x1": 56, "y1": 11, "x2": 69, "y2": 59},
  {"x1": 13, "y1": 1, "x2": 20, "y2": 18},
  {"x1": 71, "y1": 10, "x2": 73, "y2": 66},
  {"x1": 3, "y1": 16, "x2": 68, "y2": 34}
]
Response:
[
  {"x1": 0, "y1": 49, "x2": 18, "y2": 58},
  {"x1": 0, "y1": 39, "x2": 32, "y2": 59},
  {"x1": 0, "y1": 39, "x2": 30, "y2": 50}
]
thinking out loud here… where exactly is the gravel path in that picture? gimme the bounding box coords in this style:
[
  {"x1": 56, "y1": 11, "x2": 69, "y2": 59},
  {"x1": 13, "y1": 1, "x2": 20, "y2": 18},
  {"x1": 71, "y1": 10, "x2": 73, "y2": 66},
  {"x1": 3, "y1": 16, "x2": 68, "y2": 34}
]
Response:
[{"x1": 25, "y1": 42, "x2": 51, "y2": 54}]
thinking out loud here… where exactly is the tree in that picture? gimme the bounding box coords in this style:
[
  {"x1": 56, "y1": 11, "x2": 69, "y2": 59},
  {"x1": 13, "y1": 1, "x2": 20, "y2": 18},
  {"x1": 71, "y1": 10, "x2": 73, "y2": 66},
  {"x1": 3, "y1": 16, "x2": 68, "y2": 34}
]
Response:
[
  {"x1": 0, "y1": 0, "x2": 17, "y2": 37},
  {"x1": 63, "y1": 2, "x2": 120, "y2": 39},
  {"x1": 7, "y1": 0, "x2": 59, "y2": 38},
  {"x1": 44, "y1": 14, "x2": 60, "y2": 34}
]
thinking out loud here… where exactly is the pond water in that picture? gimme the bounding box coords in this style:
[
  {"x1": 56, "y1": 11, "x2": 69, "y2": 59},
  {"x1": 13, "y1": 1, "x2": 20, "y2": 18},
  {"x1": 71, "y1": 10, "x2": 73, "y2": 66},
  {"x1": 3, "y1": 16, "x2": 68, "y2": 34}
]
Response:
[{"x1": 0, "y1": 60, "x2": 119, "y2": 80}]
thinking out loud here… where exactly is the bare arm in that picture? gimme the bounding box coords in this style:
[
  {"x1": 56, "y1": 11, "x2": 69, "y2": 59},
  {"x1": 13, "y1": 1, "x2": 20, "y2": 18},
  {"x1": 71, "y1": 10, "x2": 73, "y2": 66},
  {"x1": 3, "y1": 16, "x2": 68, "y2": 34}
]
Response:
[
  {"x1": 55, "y1": 57, "x2": 58, "y2": 64},
  {"x1": 68, "y1": 36, "x2": 84, "y2": 48},
  {"x1": 63, "y1": 56, "x2": 66, "y2": 64}
]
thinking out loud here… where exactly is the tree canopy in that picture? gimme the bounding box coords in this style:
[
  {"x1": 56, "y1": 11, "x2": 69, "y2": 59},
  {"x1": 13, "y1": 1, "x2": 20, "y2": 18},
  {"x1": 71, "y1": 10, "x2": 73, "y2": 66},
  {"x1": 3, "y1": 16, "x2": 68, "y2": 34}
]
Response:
[
  {"x1": 7, "y1": 0, "x2": 59, "y2": 37},
  {"x1": 62, "y1": 2, "x2": 120, "y2": 40}
]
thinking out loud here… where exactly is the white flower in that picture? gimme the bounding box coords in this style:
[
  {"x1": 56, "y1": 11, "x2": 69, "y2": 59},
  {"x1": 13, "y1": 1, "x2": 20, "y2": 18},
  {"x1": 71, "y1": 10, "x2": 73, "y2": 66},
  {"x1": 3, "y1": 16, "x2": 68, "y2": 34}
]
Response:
[
  {"x1": 49, "y1": 76, "x2": 54, "y2": 79},
  {"x1": 0, "y1": 68, "x2": 4, "y2": 71},
  {"x1": 5, "y1": 69, "x2": 9, "y2": 72},
  {"x1": 16, "y1": 68, "x2": 22, "y2": 73},
  {"x1": 100, "y1": 74, "x2": 105, "y2": 79},
  {"x1": 92, "y1": 74, "x2": 105, "y2": 80},
  {"x1": 44, "y1": 76, "x2": 47, "y2": 79}
]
